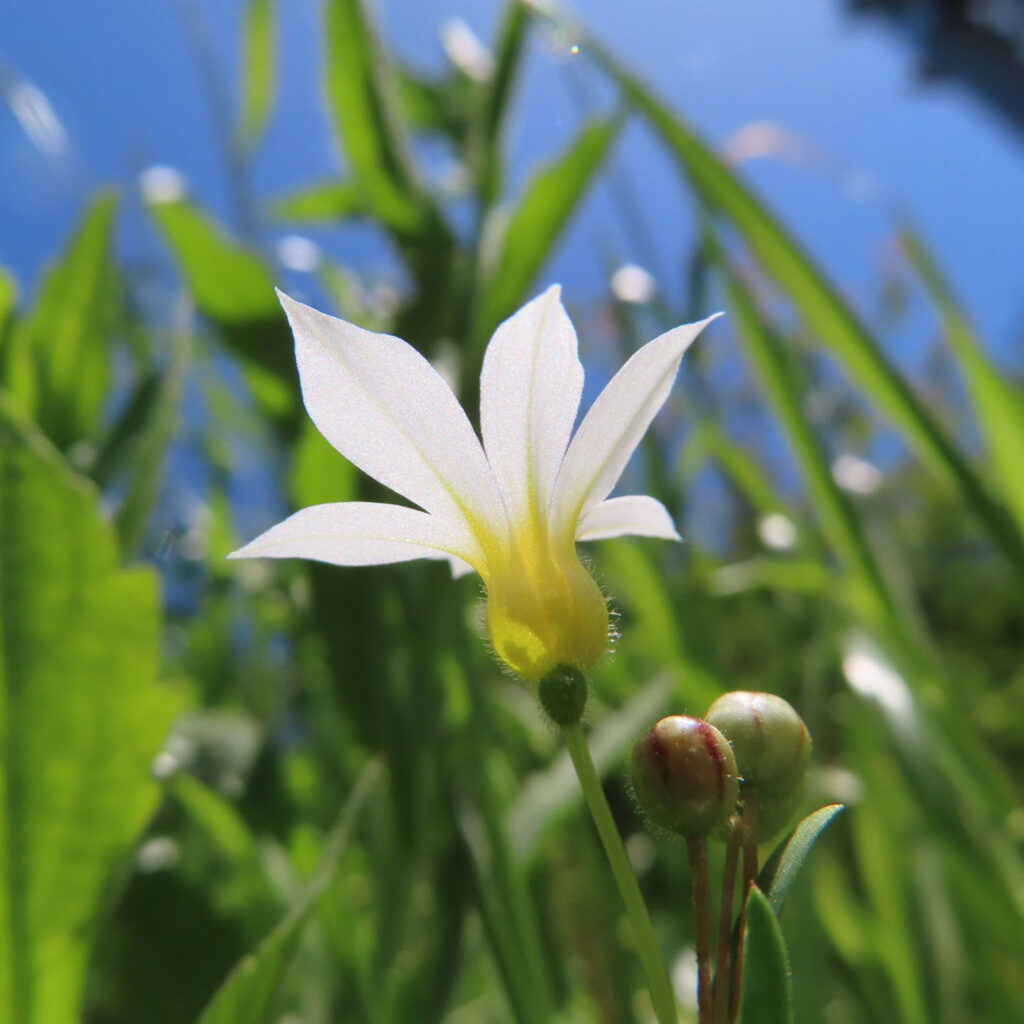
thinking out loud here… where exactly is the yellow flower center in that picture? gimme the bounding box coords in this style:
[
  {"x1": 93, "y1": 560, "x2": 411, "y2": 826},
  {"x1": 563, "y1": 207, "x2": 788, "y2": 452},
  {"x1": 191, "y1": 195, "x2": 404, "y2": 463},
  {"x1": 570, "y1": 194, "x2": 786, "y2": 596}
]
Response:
[{"x1": 482, "y1": 522, "x2": 609, "y2": 681}]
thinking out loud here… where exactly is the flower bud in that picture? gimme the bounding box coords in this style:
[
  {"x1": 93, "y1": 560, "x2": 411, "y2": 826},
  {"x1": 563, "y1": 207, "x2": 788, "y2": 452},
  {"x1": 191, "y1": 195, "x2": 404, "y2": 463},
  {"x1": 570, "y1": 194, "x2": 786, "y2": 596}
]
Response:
[
  {"x1": 705, "y1": 691, "x2": 811, "y2": 807},
  {"x1": 631, "y1": 716, "x2": 740, "y2": 837}
]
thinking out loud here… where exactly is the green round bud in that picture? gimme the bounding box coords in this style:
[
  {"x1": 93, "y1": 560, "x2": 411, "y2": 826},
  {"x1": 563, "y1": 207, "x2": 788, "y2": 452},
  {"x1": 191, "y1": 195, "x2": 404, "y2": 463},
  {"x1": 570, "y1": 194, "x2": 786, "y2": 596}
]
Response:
[
  {"x1": 631, "y1": 716, "x2": 740, "y2": 837},
  {"x1": 705, "y1": 691, "x2": 811, "y2": 803},
  {"x1": 538, "y1": 664, "x2": 588, "y2": 726}
]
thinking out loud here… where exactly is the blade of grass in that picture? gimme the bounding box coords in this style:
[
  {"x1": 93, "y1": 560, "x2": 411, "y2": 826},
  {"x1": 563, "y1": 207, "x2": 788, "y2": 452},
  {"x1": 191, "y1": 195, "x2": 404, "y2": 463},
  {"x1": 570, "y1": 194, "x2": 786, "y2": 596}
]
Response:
[
  {"x1": 900, "y1": 226, "x2": 1024, "y2": 532},
  {"x1": 324, "y1": 0, "x2": 431, "y2": 237},
  {"x1": 237, "y1": 0, "x2": 277, "y2": 150},
  {"x1": 584, "y1": 35, "x2": 1024, "y2": 582},
  {"x1": 475, "y1": 115, "x2": 621, "y2": 342},
  {"x1": 709, "y1": 231, "x2": 920, "y2": 650}
]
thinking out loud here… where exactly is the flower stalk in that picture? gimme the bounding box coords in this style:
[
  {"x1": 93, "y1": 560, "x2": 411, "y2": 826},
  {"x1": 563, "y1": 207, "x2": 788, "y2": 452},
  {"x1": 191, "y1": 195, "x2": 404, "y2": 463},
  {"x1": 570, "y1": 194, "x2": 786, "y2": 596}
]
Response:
[{"x1": 561, "y1": 721, "x2": 678, "y2": 1024}]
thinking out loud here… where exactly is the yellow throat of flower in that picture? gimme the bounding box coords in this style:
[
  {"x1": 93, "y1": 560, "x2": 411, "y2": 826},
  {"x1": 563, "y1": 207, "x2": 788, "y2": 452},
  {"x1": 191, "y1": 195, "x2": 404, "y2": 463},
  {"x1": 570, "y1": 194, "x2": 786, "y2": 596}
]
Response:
[{"x1": 482, "y1": 523, "x2": 610, "y2": 682}]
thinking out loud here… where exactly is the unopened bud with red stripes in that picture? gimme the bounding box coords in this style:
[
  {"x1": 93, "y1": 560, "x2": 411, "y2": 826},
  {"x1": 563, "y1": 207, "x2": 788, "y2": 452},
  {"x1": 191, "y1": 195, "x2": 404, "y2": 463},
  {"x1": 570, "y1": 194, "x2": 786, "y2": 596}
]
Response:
[{"x1": 630, "y1": 716, "x2": 740, "y2": 837}]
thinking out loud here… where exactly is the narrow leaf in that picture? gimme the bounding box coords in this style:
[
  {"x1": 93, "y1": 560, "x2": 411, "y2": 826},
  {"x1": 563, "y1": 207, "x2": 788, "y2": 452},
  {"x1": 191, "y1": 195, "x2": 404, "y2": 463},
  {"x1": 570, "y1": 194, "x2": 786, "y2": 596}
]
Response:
[
  {"x1": 6, "y1": 191, "x2": 119, "y2": 449},
  {"x1": 476, "y1": 1, "x2": 533, "y2": 206},
  {"x1": 901, "y1": 226, "x2": 1024, "y2": 532},
  {"x1": 195, "y1": 761, "x2": 382, "y2": 1024},
  {"x1": 238, "y1": 0, "x2": 277, "y2": 149},
  {"x1": 759, "y1": 804, "x2": 845, "y2": 917},
  {"x1": 148, "y1": 198, "x2": 297, "y2": 421},
  {"x1": 712, "y1": 237, "x2": 900, "y2": 637},
  {"x1": 738, "y1": 887, "x2": 793, "y2": 1024},
  {"x1": 267, "y1": 179, "x2": 364, "y2": 223},
  {"x1": 590, "y1": 40, "x2": 1024, "y2": 581},
  {"x1": 0, "y1": 396, "x2": 181, "y2": 1023},
  {"x1": 324, "y1": 0, "x2": 429, "y2": 236},
  {"x1": 477, "y1": 116, "x2": 620, "y2": 340}
]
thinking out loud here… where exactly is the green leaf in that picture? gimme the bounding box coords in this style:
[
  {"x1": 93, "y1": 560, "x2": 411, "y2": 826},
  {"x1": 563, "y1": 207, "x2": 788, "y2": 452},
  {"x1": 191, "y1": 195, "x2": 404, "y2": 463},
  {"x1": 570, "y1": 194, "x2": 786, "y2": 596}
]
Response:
[
  {"x1": 6, "y1": 191, "x2": 119, "y2": 450},
  {"x1": 266, "y1": 179, "x2": 364, "y2": 223},
  {"x1": 711, "y1": 239, "x2": 901, "y2": 637},
  {"x1": 738, "y1": 887, "x2": 793, "y2": 1024},
  {"x1": 148, "y1": 199, "x2": 297, "y2": 422},
  {"x1": 759, "y1": 804, "x2": 845, "y2": 917},
  {"x1": 0, "y1": 396, "x2": 181, "y2": 1023},
  {"x1": 195, "y1": 760, "x2": 382, "y2": 1024},
  {"x1": 476, "y1": 115, "x2": 620, "y2": 339},
  {"x1": 475, "y1": 1, "x2": 533, "y2": 206},
  {"x1": 102, "y1": 331, "x2": 190, "y2": 558},
  {"x1": 0, "y1": 267, "x2": 15, "y2": 350},
  {"x1": 238, "y1": 0, "x2": 277, "y2": 150},
  {"x1": 901, "y1": 226, "x2": 1024, "y2": 533},
  {"x1": 591, "y1": 42, "x2": 1024, "y2": 582},
  {"x1": 323, "y1": 0, "x2": 430, "y2": 236}
]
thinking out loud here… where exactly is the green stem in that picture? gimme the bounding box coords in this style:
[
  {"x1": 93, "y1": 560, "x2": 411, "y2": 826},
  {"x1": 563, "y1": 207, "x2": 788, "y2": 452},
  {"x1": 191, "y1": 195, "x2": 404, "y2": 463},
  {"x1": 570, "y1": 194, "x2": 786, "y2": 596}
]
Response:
[{"x1": 561, "y1": 722, "x2": 678, "y2": 1024}]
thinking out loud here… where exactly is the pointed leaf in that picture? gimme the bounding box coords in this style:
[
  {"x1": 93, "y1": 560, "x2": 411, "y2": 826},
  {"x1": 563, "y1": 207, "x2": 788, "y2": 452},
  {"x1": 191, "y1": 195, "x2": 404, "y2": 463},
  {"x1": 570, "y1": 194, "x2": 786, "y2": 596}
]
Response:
[
  {"x1": 195, "y1": 761, "x2": 382, "y2": 1024},
  {"x1": 477, "y1": 116, "x2": 621, "y2": 339},
  {"x1": 6, "y1": 191, "x2": 119, "y2": 449},
  {"x1": 592, "y1": 41, "x2": 1024, "y2": 582},
  {"x1": 901, "y1": 226, "x2": 1024, "y2": 533},
  {"x1": 238, "y1": 0, "x2": 277, "y2": 149},
  {"x1": 0, "y1": 396, "x2": 181, "y2": 1023},
  {"x1": 324, "y1": 0, "x2": 429, "y2": 236},
  {"x1": 267, "y1": 180, "x2": 363, "y2": 223},
  {"x1": 148, "y1": 199, "x2": 297, "y2": 422},
  {"x1": 738, "y1": 887, "x2": 793, "y2": 1024},
  {"x1": 759, "y1": 804, "x2": 845, "y2": 917}
]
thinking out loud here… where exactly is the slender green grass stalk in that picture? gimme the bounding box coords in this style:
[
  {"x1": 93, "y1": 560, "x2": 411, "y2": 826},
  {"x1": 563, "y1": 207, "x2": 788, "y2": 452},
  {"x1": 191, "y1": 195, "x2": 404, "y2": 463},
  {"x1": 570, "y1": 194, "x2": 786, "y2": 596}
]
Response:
[
  {"x1": 731, "y1": 796, "x2": 760, "y2": 1024},
  {"x1": 688, "y1": 836, "x2": 714, "y2": 1024},
  {"x1": 713, "y1": 817, "x2": 742, "y2": 1024},
  {"x1": 561, "y1": 722, "x2": 678, "y2": 1024}
]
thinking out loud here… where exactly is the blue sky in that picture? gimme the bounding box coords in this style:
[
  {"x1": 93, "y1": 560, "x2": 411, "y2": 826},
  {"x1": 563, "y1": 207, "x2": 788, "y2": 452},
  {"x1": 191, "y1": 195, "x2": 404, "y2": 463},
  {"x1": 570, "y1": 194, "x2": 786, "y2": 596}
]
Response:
[{"x1": 2, "y1": 0, "x2": 1022, "y2": 361}]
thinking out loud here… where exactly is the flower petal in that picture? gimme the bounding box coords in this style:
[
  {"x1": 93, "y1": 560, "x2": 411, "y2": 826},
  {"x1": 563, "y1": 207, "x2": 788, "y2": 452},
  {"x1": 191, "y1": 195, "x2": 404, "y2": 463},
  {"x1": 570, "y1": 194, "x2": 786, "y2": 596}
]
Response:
[
  {"x1": 552, "y1": 313, "x2": 721, "y2": 535},
  {"x1": 228, "y1": 502, "x2": 483, "y2": 570},
  {"x1": 279, "y1": 291, "x2": 506, "y2": 546},
  {"x1": 576, "y1": 495, "x2": 681, "y2": 542},
  {"x1": 480, "y1": 285, "x2": 584, "y2": 527}
]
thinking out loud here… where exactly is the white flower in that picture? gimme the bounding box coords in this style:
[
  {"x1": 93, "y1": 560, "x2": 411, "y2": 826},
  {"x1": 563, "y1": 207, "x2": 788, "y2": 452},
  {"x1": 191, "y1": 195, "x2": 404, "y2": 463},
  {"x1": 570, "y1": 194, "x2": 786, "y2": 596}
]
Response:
[{"x1": 230, "y1": 286, "x2": 719, "y2": 680}]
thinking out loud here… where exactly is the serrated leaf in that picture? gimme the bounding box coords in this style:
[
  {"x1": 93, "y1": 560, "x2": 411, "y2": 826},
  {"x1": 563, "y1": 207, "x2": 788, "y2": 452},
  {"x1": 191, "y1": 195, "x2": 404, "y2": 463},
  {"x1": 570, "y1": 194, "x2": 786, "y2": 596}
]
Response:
[
  {"x1": 5, "y1": 191, "x2": 119, "y2": 450},
  {"x1": 0, "y1": 396, "x2": 181, "y2": 1023},
  {"x1": 194, "y1": 761, "x2": 382, "y2": 1024},
  {"x1": 238, "y1": 0, "x2": 277, "y2": 149},
  {"x1": 759, "y1": 804, "x2": 845, "y2": 917},
  {"x1": 739, "y1": 887, "x2": 793, "y2": 1024},
  {"x1": 476, "y1": 115, "x2": 620, "y2": 340}
]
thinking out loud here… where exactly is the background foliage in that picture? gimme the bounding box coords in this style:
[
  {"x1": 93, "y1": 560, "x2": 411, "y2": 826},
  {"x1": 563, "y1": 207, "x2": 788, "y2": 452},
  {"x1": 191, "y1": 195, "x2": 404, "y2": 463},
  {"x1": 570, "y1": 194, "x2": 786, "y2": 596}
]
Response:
[{"x1": 1, "y1": 1, "x2": 1022, "y2": 1021}]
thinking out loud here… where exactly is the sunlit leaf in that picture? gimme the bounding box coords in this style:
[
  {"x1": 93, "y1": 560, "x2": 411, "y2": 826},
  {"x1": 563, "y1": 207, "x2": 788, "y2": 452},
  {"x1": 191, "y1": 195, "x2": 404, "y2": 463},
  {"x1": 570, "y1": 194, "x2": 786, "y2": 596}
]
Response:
[
  {"x1": 901, "y1": 226, "x2": 1024, "y2": 533},
  {"x1": 0, "y1": 396, "x2": 181, "y2": 1023},
  {"x1": 5, "y1": 191, "x2": 119, "y2": 450},
  {"x1": 267, "y1": 180, "x2": 364, "y2": 223},
  {"x1": 476, "y1": 116, "x2": 620, "y2": 340},
  {"x1": 238, "y1": 0, "x2": 277, "y2": 149},
  {"x1": 324, "y1": 0, "x2": 430, "y2": 236},
  {"x1": 759, "y1": 804, "x2": 845, "y2": 917},
  {"x1": 738, "y1": 887, "x2": 793, "y2": 1024},
  {"x1": 590, "y1": 41, "x2": 1024, "y2": 581},
  {"x1": 195, "y1": 761, "x2": 382, "y2": 1024},
  {"x1": 475, "y1": 1, "x2": 533, "y2": 206},
  {"x1": 148, "y1": 198, "x2": 297, "y2": 422}
]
